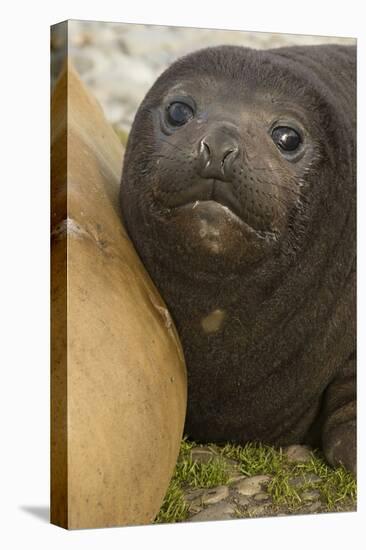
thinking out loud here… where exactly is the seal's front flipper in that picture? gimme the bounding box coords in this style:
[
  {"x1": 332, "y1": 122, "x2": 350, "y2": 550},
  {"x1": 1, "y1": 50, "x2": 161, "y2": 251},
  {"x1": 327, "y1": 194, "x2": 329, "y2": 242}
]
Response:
[{"x1": 322, "y1": 354, "x2": 356, "y2": 475}]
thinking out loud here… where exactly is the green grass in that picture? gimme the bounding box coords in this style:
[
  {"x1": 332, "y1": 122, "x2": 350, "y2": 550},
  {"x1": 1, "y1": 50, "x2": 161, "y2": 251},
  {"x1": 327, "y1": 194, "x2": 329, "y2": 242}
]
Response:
[
  {"x1": 295, "y1": 454, "x2": 357, "y2": 509},
  {"x1": 220, "y1": 441, "x2": 356, "y2": 512},
  {"x1": 154, "y1": 478, "x2": 189, "y2": 524},
  {"x1": 220, "y1": 441, "x2": 284, "y2": 476},
  {"x1": 155, "y1": 438, "x2": 229, "y2": 523},
  {"x1": 155, "y1": 440, "x2": 356, "y2": 523}
]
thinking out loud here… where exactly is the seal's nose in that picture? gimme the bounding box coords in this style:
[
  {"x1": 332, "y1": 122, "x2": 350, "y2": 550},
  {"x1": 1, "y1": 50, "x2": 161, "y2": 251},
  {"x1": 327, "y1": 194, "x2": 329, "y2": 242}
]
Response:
[{"x1": 197, "y1": 126, "x2": 239, "y2": 180}]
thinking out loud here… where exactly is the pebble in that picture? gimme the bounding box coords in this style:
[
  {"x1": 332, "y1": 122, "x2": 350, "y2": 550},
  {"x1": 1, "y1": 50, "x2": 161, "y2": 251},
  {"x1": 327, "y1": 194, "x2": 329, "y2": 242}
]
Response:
[
  {"x1": 247, "y1": 503, "x2": 272, "y2": 517},
  {"x1": 284, "y1": 445, "x2": 313, "y2": 463},
  {"x1": 234, "y1": 475, "x2": 272, "y2": 496},
  {"x1": 289, "y1": 473, "x2": 322, "y2": 488},
  {"x1": 236, "y1": 495, "x2": 250, "y2": 507},
  {"x1": 190, "y1": 447, "x2": 218, "y2": 464},
  {"x1": 201, "y1": 486, "x2": 229, "y2": 505},
  {"x1": 301, "y1": 490, "x2": 321, "y2": 501},
  {"x1": 253, "y1": 492, "x2": 270, "y2": 502},
  {"x1": 188, "y1": 500, "x2": 202, "y2": 514},
  {"x1": 228, "y1": 474, "x2": 247, "y2": 484},
  {"x1": 306, "y1": 501, "x2": 323, "y2": 513},
  {"x1": 189, "y1": 502, "x2": 236, "y2": 522},
  {"x1": 184, "y1": 488, "x2": 205, "y2": 502}
]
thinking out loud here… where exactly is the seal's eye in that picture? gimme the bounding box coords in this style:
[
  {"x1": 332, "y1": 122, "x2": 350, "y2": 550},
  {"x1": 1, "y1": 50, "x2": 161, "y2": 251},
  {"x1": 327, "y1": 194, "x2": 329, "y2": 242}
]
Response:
[
  {"x1": 271, "y1": 126, "x2": 301, "y2": 152},
  {"x1": 167, "y1": 102, "x2": 194, "y2": 127}
]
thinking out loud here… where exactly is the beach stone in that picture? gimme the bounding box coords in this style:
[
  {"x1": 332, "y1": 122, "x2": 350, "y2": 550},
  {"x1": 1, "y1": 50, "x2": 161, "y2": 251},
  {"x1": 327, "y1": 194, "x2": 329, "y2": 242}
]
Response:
[
  {"x1": 253, "y1": 492, "x2": 270, "y2": 502},
  {"x1": 236, "y1": 495, "x2": 250, "y2": 507},
  {"x1": 228, "y1": 472, "x2": 247, "y2": 485},
  {"x1": 228, "y1": 474, "x2": 247, "y2": 484},
  {"x1": 201, "y1": 486, "x2": 229, "y2": 505},
  {"x1": 184, "y1": 488, "x2": 205, "y2": 502},
  {"x1": 302, "y1": 490, "x2": 321, "y2": 501},
  {"x1": 289, "y1": 473, "x2": 322, "y2": 488},
  {"x1": 306, "y1": 501, "x2": 323, "y2": 513},
  {"x1": 189, "y1": 503, "x2": 202, "y2": 514},
  {"x1": 234, "y1": 475, "x2": 272, "y2": 496},
  {"x1": 224, "y1": 457, "x2": 241, "y2": 471},
  {"x1": 72, "y1": 55, "x2": 94, "y2": 75},
  {"x1": 247, "y1": 502, "x2": 272, "y2": 517},
  {"x1": 70, "y1": 31, "x2": 93, "y2": 48},
  {"x1": 284, "y1": 445, "x2": 313, "y2": 463},
  {"x1": 189, "y1": 502, "x2": 236, "y2": 522},
  {"x1": 190, "y1": 447, "x2": 218, "y2": 464}
]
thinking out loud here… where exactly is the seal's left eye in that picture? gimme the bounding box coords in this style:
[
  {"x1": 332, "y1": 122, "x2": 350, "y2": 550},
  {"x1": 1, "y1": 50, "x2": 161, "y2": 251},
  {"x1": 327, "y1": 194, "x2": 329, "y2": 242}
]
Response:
[
  {"x1": 271, "y1": 126, "x2": 301, "y2": 152},
  {"x1": 167, "y1": 102, "x2": 194, "y2": 127}
]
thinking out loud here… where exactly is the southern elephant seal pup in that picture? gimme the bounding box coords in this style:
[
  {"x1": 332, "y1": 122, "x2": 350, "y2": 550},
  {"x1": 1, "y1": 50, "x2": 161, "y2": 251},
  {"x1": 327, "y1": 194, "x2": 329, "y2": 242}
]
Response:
[{"x1": 120, "y1": 44, "x2": 356, "y2": 474}]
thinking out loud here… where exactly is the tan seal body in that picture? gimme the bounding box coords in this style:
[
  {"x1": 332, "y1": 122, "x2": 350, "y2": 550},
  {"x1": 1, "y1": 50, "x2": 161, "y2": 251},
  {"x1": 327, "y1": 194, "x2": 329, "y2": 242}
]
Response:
[{"x1": 51, "y1": 63, "x2": 187, "y2": 529}]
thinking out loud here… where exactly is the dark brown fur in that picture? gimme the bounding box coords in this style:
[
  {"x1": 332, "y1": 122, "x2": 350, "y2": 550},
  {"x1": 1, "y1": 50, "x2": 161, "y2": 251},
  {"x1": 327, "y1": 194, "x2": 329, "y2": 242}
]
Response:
[{"x1": 120, "y1": 45, "x2": 356, "y2": 473}]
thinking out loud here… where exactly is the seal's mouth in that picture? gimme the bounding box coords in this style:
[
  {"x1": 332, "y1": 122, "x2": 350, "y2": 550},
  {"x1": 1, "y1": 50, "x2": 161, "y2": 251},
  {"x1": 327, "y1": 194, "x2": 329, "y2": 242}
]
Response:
[
  {"x1": 210, "y1": 181, "x2": 243, "y2": 220},
  {"x1": 189, "y1": 199, "x2": 263, "y2": 236},
  {"x1": 153, "y1": 178, "x2": 279, "y2": 240},
  {"x1": 157, "y1": 179, "x2": 243, "y2": 220},
  {"x1": 183, "y1": 198, "x2": 243, "y2": 225}
]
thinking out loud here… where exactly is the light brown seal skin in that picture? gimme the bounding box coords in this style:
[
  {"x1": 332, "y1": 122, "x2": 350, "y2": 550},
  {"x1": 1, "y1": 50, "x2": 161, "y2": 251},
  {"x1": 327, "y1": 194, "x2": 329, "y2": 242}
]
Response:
[
  {"x1": 51, "y1": 64, "x2": 187, "y2": 529},
  {"x1": 120, "y1": 45, "x2": 356, "y2": 474}
]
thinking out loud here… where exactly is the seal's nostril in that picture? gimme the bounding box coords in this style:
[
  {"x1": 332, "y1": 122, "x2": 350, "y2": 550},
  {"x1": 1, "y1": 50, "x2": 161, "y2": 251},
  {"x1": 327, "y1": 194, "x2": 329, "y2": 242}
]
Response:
[
  {"x1": 198, "y1": 131, "x2": 239, "y2": 180},
  {"x1": 221, "y1": 148, "x2": 236, "y2": 168},
  {"x1": 200, "y1": 139, "x2": 211, "y2": 159}
]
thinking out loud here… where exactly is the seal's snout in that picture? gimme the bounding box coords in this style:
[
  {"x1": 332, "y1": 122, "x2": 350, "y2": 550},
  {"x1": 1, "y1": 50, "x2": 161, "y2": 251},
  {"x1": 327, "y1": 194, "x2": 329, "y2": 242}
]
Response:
[{"x1": 197, "y1": 125, "x2": 239, "y2": 181}]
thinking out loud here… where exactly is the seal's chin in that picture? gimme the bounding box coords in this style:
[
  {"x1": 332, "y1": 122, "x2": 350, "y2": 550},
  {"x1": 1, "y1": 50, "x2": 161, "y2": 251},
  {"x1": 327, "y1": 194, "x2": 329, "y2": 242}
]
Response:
[
  {"x1": 168, "y1": 199, "x2": 274, "y2": 265},
  {"x1": 181, "y1": 199, "x2": 251, "y2": 230},
  {"x1": 174, "y1": 199, "x2": 270, "y2": 241}
]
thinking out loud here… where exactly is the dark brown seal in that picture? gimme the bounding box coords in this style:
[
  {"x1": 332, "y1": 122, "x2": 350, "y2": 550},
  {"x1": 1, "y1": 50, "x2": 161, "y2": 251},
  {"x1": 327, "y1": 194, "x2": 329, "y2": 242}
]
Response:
[{"x1": 120, "y1": 44, "x2": 356, "y2": 474}]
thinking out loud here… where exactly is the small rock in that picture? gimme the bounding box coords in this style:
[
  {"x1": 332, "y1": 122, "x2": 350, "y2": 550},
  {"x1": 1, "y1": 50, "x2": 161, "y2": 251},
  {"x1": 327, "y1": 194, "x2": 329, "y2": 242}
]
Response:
[
  {"x1": 228, "y1": 474, "x2": 247, "y2": 484},
  {"x1": 304, "y1": 473, "x2": 322, "y2": 484},
  {"x1": 224, "y1": 457, "x2": 240, "y2": 468},
  {"x1": 306, "y1": 501, "x2": 322, "y2": 513},
  {"x1": 188, "y1": 500, "x2": 202, "y2": 514},
  {"x1": 301, "y1": 490, "x2": 321, "y2": 501},
  {"x1": 254, "y1": 492, "x2": 270, "y2": 502},
  {"x1": 247, "y1": 502, "x2": 272, "y2": 517},
  {"x1": 189, "y1": 502, "x2": 236, "y2": 522},
  {"x1": 72, "y1": 55, "x2": 94, "y2": 75},
  {"x1": 70, "y1": 31, "x2": 93, "y2": 48},
  {"x1": 201, "y1": 485, "x2": 229, "y2": 505},
  {"x1": 236, "y1": 495, "x2": 250, "y2": 507},
  {"x1": 184, "y1": 488, "x2": 205, "y2": 502},
  {"x1": 284, "y1": 445, "x2": 313, "y2": 463},
  {"x1": 234, "y1": 475, "x2": 272, "y2": 496},
  {"x1": 190, "y1": 447, "x2": 218, "y2": 464},
  {"x1": 289, "y1": 473, "x2": 321, "y2": 488}
]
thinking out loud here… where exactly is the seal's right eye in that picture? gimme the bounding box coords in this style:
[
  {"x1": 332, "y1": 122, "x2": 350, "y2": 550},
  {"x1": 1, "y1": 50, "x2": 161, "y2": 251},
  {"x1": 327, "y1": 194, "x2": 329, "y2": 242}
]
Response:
[{"x1": 167, "y1": 102, "x2": 194, "y2": 127}]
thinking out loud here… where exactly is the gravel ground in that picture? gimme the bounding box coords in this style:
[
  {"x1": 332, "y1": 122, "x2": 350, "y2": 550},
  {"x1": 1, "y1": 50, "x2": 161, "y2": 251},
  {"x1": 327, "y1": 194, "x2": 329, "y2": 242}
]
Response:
[
  {"x1": 156, "y1": 443, "x2": 356, "y2": 524},
  {"x1": 51, "y1": 19, "x2": 355, "y2": 135}
]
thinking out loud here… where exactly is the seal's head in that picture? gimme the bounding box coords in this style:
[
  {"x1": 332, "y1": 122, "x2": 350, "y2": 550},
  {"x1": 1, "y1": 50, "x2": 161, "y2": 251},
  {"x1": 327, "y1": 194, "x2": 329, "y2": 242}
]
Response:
[{"x1": 120, "y1": 46, "x2": 354, "y2": 281}]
